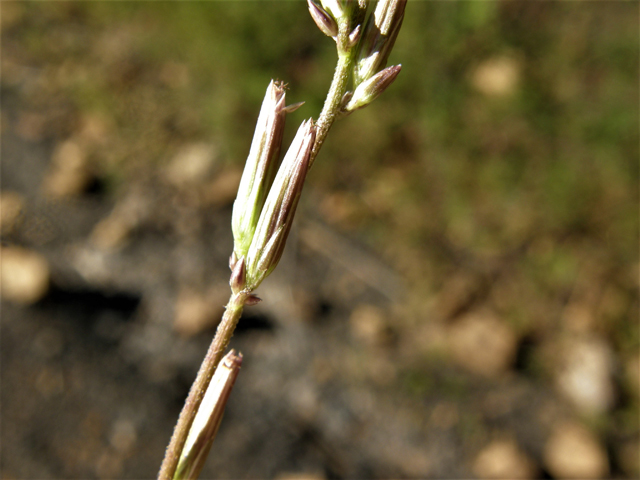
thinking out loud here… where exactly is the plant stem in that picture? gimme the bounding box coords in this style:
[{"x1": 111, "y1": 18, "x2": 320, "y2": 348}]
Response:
[
  {"x1": 309, "y1": 20, "x2": 357, "y2": 169},
  {"x1": 158, "y1": 292, "x2": 247, "y2": 480},
  {"x1": 159, "y1": 18, "x2": 358, "y2": 480}
]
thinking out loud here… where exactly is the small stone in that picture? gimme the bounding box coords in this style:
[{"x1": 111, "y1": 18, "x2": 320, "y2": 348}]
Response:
[
  {"x1": 447, "y1": 310, "x2": 518, "y2": 377},
  {"x1": 90, "y1": 215, "x2": 131, "y2": 251},
  {"x1": 0, "y1": 191, "x2": 25, "y2": 234},
  {"x1": 172, "y1": 286, "x2": 226, "y2": 337},
  {"x1": 555, "y1": 335, "x2": 615, "y2": 414},
  {"x1": 164, "y1": 142, "x2": 217, "y2": 187},
  {"x1": 349, "y1": 304, "x2": 389, "y2": 347},
  {"x1": 1, "y1": 246, "x2": 50, "y2": 304},
  {"x1": 472, "y1": 56, "x2": 521, "y2": 97},
  {"x1": 95, "y1": 449, "x2": 124, "y2": 479},
  {"x1": 473, "y1": 439, "x2": 538, "y2": 479},
  {"x1": 275, "y1": 472, "x2": 325, "y2": 480},
  {"x1": 109, "y1": 419, "x2": 137, "y2": 454},
  {"x1": 544, "y1": 421, "x2": 609, "y2": 479},
  {"x1": 43, "y1": 139, "x2": 93, "y2": 198}
]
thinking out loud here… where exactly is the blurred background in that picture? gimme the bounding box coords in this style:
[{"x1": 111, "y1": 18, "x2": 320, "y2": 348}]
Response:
[{"x1": 1, "y1": 1, "x2": 638, "y2": 478}]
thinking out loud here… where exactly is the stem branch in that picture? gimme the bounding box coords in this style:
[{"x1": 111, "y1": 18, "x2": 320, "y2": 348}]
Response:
[{"x1": 309, "y1": 20, "x2": 357, "y2": 169}]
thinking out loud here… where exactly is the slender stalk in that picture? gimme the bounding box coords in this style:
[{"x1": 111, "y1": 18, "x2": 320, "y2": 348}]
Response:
[
  {"x1": 309, "y1": 19, "x2": 357, "y2": 169},
  {"x1": 158, "y1": 292, "x2": 247, "y2": 480}
]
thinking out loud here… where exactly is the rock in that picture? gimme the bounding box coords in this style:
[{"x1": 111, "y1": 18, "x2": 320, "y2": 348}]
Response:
[
  {"x1": 164, "y1": 142, "x2": 217, "y2": 188},
  {"x1": 43, "y1": 139, "x2": 93, "y2": 198},
  {"x1": 1, "y1": 246, "x2": 50, "y2": 304},
  {"x1": 172, "y1": 286, "x2": 227, "y2": 337},
  {"x1": 472, "y1": 56, "x2": 521, "y2": 97},
  {"x1": 555, "y1": 335, "x2": 615, "y2": 415},
  {"x1": 447, "y1": 311, "x2": 518, "y2": 377},
  {"x1": 275, "y1": 473, "x2": 325, "y2": 480},
  {"x1": 544, "y1": 421, "x2": 609, "y2": 479},
  {"x1": 349, "y1": 304, "x2": 389, "y2": 348},
  {"x1": 90, "y1": 215, "x2": 131, "y2": 251},
  {"x1": 90, "y1": 187, "x2": 151, "y2": 250},
  {"x1": 0, "y1": 191, "x2": 25, "y2": 234},
  {"x1": 109, "y1": 418, "x2": 137, "y2": 454},
  {"x1": 473, "y1": 439, "x2": 538, "y2": 479}
]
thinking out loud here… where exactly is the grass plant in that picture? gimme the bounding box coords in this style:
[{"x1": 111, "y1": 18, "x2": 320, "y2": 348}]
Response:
[{"x1": 157, "y1": 2, "x2": 406, "y2": 479}]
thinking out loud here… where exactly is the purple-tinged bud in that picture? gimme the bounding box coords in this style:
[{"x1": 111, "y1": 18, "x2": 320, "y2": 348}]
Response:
[
  {"x1": 175, "y1": 350, "x2": 242, "y2": 480},
  {"x1": 308, "y1": 0, "x2": 338, "y2": 37},
  {"x1": 232, "y1": 80, "x2": 288, "y2": 261},
  {"x1": 245, "y1": 295, "x2": 262, "y2": 306},
  {"x1": 245, "y1": 120, "x2": 316, "y2": 291},
  {"x1": 346, "y1": 64, "x2": 401, "y2": 111},
  {"x1": 283, "y1": 101, "x2": 305, "y2": 114},
  {"x1": 353, "y1": 0, "x2": 406, "y2": 85},
  {"x1": 348, "y1": 24, "x2": 362, "y2": 48},
  {"x1": 229, "y1": 256, "x2": 246, "y2": 294}
]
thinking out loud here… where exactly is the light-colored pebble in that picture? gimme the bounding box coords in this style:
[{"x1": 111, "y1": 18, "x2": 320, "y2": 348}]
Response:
[
  {"x1": 544, "y1": 421, "x2": 609, "y2": 479},
  {"x1": 43, "y1": 139, "x2": 93, "y2": 198},
  {"x1": 349, "y1": 303, "x2": 388, "y2": 347},
  {"x1": 448, "y1": 311, "x2": 518, "y2": 377},
  {"x1": 164, "y1": 142, "x2": 217, "y2": 187},
  {"x1": 1, "y1": 246, "x2": 50, "y2": 304},
  {"x1": 473, "y1": 439, "x2": 538, "y2": 479},
  {"x1": 275, "y1": 473, "x2": 325, "y2": 480},
  {"x1": 109, "y1": 418, "x2": 137, "y2": 454},
  {"x1": 472, "y1": 56, "x2": 521, "y2": 97},
  {"x1": 556, "y1": 335, "x2": 615, "y2": 414},
  {"x1": 0, "y1": 191, "x2": 24, "y2": 234}
]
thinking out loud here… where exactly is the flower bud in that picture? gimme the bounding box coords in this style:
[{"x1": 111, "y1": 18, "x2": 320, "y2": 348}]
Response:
[
  {"x1": 353, "y1": 0, "x2": 406, "y2": 85},
  {"x1": 308, "y1": 0, "x2": 338, "y2": 37},
  {"x1": 232, "y1": 80, "x2": 287, "y2": 261},
  {"x1": 244, "y1": 120, "x2": 316, "y2": 290},
  {"x1": 348, "y1": 24, "x2": 362, "y2": 48},
  {"x1": 229, "y1": 256, "x2": 246, "y2": 294},
  {"x1": 346, "y1": 64, "x2": 401, "y2": 111},
  {"x1": 174, "y1": 350, "x2": 242, "y2": 480}
]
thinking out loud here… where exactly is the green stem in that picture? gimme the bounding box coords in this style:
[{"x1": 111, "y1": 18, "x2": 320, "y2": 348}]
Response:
[
  {"x1": 309, "y1": 19, "x2": 357, "y2": 169},
  {"x1": 158, "y1": 292, "x2": 247, "y2": 480}
]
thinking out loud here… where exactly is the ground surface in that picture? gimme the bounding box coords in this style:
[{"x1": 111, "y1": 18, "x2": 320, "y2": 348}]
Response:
[{"x1": 1, "y1": 2, "x2": 638, "y2": 479}]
